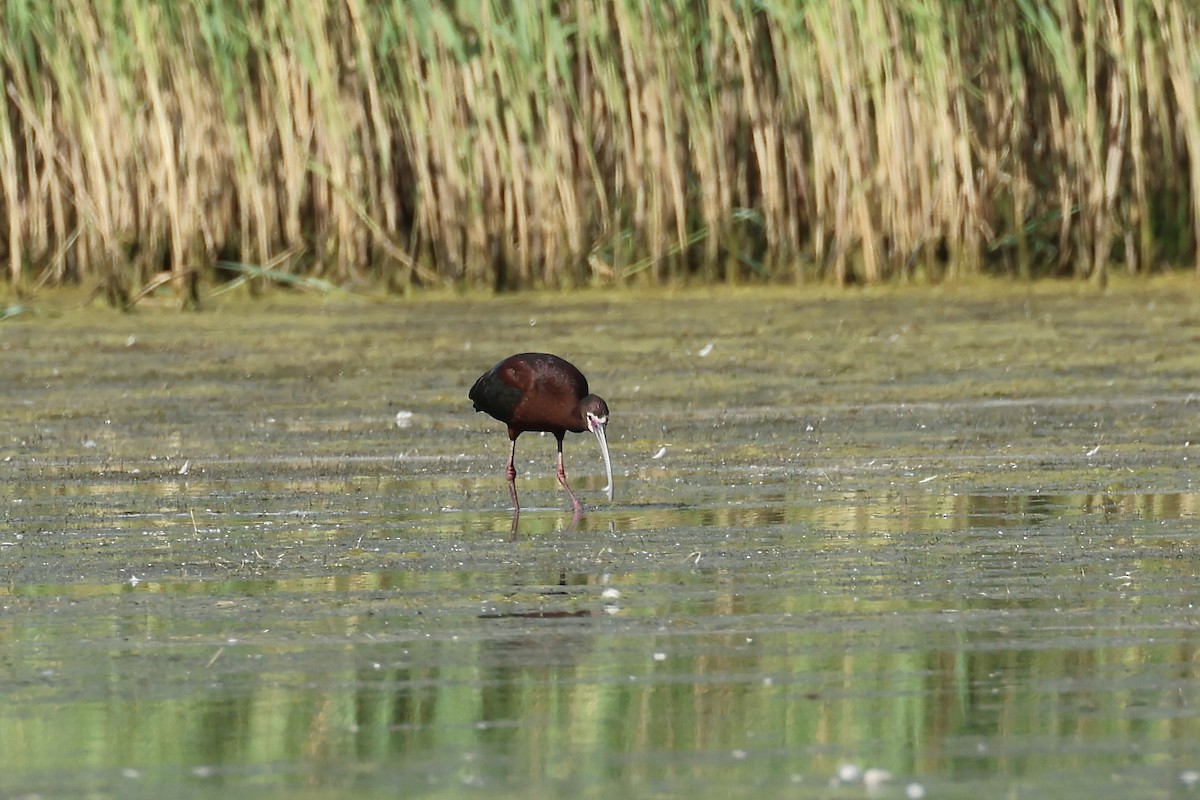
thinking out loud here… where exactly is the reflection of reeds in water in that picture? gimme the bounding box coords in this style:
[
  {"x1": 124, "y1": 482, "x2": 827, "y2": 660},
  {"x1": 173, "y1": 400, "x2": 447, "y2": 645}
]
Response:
[
  {"x1": 621, "y1": 490, "x2": 1200, "y2": 537},
  {"x1": 3, "y1": 1, "x2": 1200, "y2": 301}
]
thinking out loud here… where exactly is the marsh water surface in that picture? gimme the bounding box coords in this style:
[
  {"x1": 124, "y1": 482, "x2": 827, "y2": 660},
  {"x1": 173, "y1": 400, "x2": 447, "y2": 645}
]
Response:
[{"x1": 4, "y1": 282, "x2": 1200, "y2": 798}]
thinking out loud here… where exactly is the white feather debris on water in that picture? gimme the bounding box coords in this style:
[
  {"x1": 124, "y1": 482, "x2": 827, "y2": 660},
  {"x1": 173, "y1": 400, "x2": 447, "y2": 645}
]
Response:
[
  {"x1": 697, "y1": 342, "x2": 714, "y2": 357},
  {"x1": 651, "y1": 446, "x2": 667, "y2": 459},
  {"x1": 863, "y1": 768, "x2": 892, "y2": 789}
]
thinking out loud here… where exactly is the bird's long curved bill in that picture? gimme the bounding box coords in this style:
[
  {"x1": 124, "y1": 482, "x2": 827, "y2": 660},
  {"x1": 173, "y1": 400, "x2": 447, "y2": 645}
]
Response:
[{"x1": 593, "y1": 423, "x2": 614, "y2": 501}]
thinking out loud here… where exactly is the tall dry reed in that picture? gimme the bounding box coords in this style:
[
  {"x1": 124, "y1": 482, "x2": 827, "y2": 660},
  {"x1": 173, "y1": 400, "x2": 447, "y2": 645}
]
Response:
[{"x1": 2, "y1": 0, "x2": 1200, "y2": 302}]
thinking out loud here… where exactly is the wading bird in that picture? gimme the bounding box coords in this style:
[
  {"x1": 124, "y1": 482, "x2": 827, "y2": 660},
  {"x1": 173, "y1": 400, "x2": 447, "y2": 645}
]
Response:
[{"x1": 469, "y1": 353, "x2": 613, "y2": 514}]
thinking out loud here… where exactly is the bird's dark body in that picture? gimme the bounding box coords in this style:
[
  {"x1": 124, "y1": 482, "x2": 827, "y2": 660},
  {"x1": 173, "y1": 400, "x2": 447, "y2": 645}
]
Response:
[
  {"x1": 469, "y1": 353, "x2": 613, "y2": 514},
  {"x1": 470, "y1": 353, "x2": 591, "y2": 438}
]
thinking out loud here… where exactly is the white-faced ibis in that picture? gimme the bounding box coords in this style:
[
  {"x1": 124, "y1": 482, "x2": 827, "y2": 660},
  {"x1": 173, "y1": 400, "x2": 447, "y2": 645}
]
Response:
[{"x1": 469, "y1": 353, "x2": 613, "y2": 513}]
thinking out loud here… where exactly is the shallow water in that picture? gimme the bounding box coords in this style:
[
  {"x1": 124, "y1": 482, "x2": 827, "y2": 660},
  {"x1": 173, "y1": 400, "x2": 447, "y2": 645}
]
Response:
[{"x1": 5, "y1": 281, "x2": 1200, "y2": 798}]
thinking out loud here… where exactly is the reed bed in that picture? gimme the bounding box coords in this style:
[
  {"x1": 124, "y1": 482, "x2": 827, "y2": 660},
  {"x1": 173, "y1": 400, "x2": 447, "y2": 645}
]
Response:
[{"x1": 2, "y1": 0, "x2": 1199, "y2": 301}]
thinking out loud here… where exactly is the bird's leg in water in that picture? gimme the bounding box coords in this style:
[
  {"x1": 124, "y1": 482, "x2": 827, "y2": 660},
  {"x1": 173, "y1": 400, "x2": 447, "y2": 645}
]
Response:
[
  {"x1": 555, "y1": 435, "x2": 584, "y2": 514},
  {"x1": 506, "y1": 439, "x2": 520, "y2": 512}
]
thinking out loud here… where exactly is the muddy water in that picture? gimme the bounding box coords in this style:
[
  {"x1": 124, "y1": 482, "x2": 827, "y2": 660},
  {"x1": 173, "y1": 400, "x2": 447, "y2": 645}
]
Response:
[{"x1": 4, "y1": 280, "x2": 1200, "y2": 799}]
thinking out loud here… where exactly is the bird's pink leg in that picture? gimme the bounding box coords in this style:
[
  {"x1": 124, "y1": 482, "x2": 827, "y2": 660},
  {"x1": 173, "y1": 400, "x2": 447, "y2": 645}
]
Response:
[
  {"x1": 556, "y1": 437, "x2": 584, "y2": 514},
  {"x1": 506, "y1": 438, "x2": 520, "y2": 512}
]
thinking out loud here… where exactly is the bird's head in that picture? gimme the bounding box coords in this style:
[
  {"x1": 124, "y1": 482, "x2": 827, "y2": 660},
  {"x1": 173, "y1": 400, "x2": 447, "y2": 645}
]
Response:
[
  {"x1": 580, "y1": 395, "x2": 613, "y2": 501},
  {"x1": 581, "y1": 395, "x2": 609, "y2": 433}
]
